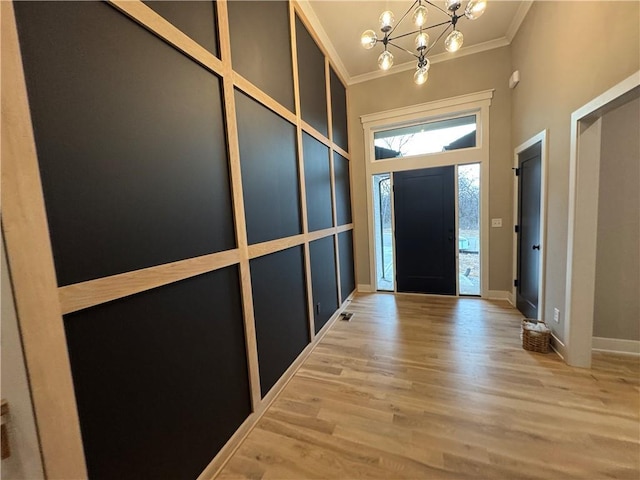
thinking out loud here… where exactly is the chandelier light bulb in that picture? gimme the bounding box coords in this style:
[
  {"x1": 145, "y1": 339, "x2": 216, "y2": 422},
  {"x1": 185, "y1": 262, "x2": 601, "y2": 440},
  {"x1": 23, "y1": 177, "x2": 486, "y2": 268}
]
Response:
[
  {"x1": 413, "y1": 5, "x2": 428, "y2": 27},
  {"x1": 465, "y1": 0, "x2": 487, "y2": 19},
  {"x1": 360, "y1": 0, "x2": 488, "y2": 85},
  {"x1": 444, "y1": 0, "x2": 461, "y2": 12},
  {"x1": 378, "y1": 50, "x2": 394, "y2": 70},
  {"x1": 379, "y1": 10, "x2": 395, "y2": 32},
  {"x1": 414, "y1": 66, "x2": 429, "y2": 85},
  {"x1": 445, "y1": 30, "x2": 464, "y2": 52},
  {"x1": 415, "y1": 32, "x2": 430, "y2": 50},
  {"x1": 361, "y1": 29, "x2": 378, "y2": 49}
]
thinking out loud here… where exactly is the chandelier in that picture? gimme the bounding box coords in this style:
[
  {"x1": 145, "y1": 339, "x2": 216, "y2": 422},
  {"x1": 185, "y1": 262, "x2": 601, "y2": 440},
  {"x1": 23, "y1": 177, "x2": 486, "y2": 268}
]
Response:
[{"x1": 360, "y1": 0, "x2": 488, "y2": 85}]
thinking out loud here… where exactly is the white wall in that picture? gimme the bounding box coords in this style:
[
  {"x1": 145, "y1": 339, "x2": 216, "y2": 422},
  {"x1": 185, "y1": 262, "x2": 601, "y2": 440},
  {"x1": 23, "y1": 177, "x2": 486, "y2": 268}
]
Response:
[
  {"x1": 1, "y1": 237, "x2": 45, "y2": 479},
  {"x1": 593, "y1": 96, "x2": 640, "y2": 341},
  {"x1": 349, "y1": 46, "x2": 513, "y2": 293},
  {"x1": 511, "y1": 1, "x2": 640, "y2": 341}
]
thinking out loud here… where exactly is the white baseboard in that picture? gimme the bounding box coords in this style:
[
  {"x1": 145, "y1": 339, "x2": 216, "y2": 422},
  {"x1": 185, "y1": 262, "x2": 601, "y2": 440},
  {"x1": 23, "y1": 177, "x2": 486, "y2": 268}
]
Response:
[
  {"x1": 357, "y1": 284, "x2": 374, "y2": 293},
  {"x1": 486, "y1": 290, "x2": 511, "y2": 301},
  {"x1": 550, "y1": 333, "x2": 566, "y2": 360},
  {"x1": 592, "y1": 337, "x2": 640, "y2": 356}
]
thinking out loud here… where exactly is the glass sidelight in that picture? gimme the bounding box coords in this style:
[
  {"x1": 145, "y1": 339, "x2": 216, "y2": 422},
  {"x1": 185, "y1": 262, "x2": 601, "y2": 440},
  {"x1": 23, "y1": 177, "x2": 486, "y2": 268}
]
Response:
[
  {"x1": 373, "y1": 173, "x2": 394, "y2": 291},
  {"x1": 458, "y1": 163, "x2": 480, "y2": 295}
]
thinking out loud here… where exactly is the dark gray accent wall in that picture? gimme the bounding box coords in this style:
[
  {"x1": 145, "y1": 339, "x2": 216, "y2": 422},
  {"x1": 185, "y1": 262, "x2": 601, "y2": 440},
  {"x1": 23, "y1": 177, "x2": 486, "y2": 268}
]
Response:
[
  {"x1": 309, "y1": 237, "x2": 339, "y2": 333},
  {"x1": 295, "y1": 16, "x2": 328, "y2": 136},
  {"x1": 15, "y1": 1, "x2": 235, "y2": 286},
  {"x1": 339, "y1": 230, "x2": 356, "y2": 301},
  {"x1": 330, "y1": 68, "x2": 349, "y2": 152},
  {"x1": 234, "y1": 90, "x2": 302, "y2": 244},
  {"x1": 228, "y1": 1, "x2": 294, "y2": 111},
  {"x1": 334, "y1": 152, "x2": 352, "y2": 225},
  {"x1": 303, "y1": 132, "x2": 333, "y2": 232},
  {"x1": 251, "y1": 247, "x2": 309, "y2": 397},
  {"x1": 13, "y1": 1, "x2": 354, "y2": 477},
  {"x1": 64, "y1": 268, "x2": 250, "y2": 480},
  {"x1": 143, "y1": 1, "x2": 218, "y2": 57}
]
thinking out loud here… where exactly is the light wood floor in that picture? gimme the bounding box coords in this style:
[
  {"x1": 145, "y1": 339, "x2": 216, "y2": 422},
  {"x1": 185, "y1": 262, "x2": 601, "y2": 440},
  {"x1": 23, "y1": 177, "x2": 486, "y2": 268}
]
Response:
[{"x1": 217, "y1": 294, "x2": 640, "y2": 479}]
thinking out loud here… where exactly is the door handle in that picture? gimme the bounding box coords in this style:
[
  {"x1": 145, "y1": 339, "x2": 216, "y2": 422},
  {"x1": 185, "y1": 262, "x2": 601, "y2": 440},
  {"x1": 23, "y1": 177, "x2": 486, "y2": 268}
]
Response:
[{"x1": 532, "y1": 244, "x2": 540, "y2": 250}]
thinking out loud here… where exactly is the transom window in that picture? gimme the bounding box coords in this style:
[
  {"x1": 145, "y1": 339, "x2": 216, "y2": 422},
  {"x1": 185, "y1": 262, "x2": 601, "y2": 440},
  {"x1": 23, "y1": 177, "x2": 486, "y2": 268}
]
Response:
[{"x1": 374, "y1": 115, "x2": 477, "y2": 160}]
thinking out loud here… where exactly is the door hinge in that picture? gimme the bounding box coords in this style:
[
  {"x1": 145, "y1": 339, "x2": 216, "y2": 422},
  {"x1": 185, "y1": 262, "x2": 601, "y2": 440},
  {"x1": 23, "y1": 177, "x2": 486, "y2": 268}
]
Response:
[
  {"x1": 514, "y1": 225, "x2": 519, "y2": 233},
  {"x1": 513, "y1": 167, "x2": 520, "y2": 176},
  {"x1": 514, "y1": 279, "x2": 519, "y2": 287}
]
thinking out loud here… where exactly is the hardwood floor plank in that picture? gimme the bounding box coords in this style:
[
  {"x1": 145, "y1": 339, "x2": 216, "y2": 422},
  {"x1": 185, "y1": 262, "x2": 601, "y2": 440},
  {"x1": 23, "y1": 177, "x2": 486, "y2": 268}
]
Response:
[{"x1": 216, "y1": 294, "x2": 640, "y2": 479}]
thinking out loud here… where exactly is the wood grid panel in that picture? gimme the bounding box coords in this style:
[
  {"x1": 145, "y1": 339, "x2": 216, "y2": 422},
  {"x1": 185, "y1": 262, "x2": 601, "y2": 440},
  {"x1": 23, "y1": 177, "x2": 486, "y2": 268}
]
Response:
[
  {"x1": 2, "y1": 0, "x2": 355, "y2": 477},
  {"x1": 14, "y1": 0, "x2": 235, "y2": 286},
  {"x1": 0, "y1": 2, "x2": 87, "y2": 476}
]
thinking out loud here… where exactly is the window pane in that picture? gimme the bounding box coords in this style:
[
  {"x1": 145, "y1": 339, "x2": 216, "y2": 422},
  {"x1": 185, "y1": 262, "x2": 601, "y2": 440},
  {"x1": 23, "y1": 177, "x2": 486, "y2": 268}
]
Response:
[
  {"x1": 374, "y1": 115, "x2": 476, "y2": 159},
  {"x1": 458, "y1": 163, "x2": 480, "y2": 295},
  {"x1": 373, "y1": 174, "x2": 393, "y2": 291}
]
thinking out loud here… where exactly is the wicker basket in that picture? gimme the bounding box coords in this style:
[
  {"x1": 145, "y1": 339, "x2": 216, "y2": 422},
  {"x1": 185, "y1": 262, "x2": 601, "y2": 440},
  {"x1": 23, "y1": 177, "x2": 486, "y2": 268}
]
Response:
[{"x1": 522, "y1": 319, "x2": 550, "y2": 353}]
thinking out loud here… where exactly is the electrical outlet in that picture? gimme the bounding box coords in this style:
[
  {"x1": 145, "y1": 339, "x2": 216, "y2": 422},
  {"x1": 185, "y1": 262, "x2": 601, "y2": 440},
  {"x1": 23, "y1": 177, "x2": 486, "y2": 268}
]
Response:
[
  {"x1": 553, "y1": 308, "x2": 560, "y2": 323},
  {"x1": 491, "y1": 218, "x2": 502, "y2": 228}
]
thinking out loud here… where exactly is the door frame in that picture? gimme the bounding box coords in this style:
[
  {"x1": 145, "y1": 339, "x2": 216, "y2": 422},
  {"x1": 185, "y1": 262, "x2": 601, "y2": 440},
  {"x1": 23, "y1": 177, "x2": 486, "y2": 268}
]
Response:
[
  {"x1": 564, "y1": 72, "x2": 639, "y2": 368},
  {"x1": 361, "y1": 90, "x2": 493, "y2": 297},
  {"x1": 512, "y1": 130, "x2": 548, "y2": 320}
]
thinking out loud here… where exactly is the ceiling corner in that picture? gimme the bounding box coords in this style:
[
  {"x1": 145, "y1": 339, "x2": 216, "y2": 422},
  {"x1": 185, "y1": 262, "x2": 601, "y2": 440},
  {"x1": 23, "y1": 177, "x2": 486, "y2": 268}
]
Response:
[{"x1": 505, "y1": 0, "x2": 534, "y2": 42}]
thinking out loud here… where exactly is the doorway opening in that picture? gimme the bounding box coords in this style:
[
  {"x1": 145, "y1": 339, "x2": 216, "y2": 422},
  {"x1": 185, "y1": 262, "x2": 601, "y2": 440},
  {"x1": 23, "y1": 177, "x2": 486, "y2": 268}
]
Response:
[
  {"x1": 362, "y1": 90, "x2": 492, "y2": 297},
  {"x1": 372, "y1": 164, "x2": 482, "y2": 296}
]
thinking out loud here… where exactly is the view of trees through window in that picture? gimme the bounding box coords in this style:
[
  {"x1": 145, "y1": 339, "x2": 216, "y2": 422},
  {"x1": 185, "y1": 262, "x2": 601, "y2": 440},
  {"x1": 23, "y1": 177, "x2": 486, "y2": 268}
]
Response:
[
  {"x1": 458, "y1": 163, "x2": 480, "y2": 295},
  {"x1": 374, "y1": 115, "x2": 477, "y2": 159}
]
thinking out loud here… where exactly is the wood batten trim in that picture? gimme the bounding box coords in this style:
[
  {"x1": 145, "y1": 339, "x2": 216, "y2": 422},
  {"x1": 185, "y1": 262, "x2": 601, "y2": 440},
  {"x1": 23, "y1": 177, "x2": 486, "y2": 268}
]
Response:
[
  {"x1": 327, "y1": 58, "x2": 350, "y2": 95},
  {"x1": 308, "y1": 227, "x2": 336, "y2": 243},
  {"x1": 248, "y1": 234, "x2": 305, "y2": 260},
  {"x1": 58, "y1": 250, "x2": 241, "y2": 315},
  {"x1": 337, "y1": 223, "x2": 354, "y2": 233},
  {"x1": 333, "y1": 144, "x2": 350, "y2": 160},
  {"x1": 325, "y1": 56, "x2": 343, "y2": 305},
  {"x1": 289, "y1": 1, "x2": 316, "y2": 342},
  {"x1": 216, "y1": 0, "x2": 262, "y2": 411},
  {"x1": 232, "y1": 72, "x2": 297, "y2": 126},
  {"x1": 301, "y1": 119, "x2": 332, "y2": 149},
  {"x1": 0, "y1": 2, "x2": 87, "y2": 477},
  {"x1": 108, "y1": 1, "x2": 224, "y2": 78},
  {"x1": 247, "y1": 226, "x2": 346, "y2": 260}
]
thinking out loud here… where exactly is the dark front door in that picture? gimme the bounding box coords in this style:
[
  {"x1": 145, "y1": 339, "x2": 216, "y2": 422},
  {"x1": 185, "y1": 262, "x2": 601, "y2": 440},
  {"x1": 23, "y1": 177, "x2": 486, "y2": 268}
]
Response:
[
  {"x1": 394, "y1": 166, "x2": 456, "y2": 294},
  {"x1": 516, "y1": 142, "x2": 542, "y2": 318}
]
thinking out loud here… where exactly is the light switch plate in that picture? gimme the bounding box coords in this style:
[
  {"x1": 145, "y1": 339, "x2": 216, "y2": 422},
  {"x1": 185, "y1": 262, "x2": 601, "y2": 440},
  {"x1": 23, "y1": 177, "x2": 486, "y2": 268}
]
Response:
[{"x1": 491, "y1": 218, "x2": 502, "y2": 228}]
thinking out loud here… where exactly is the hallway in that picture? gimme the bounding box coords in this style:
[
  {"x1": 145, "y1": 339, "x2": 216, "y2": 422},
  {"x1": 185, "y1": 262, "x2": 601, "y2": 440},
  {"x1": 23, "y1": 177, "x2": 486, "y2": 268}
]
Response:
[{"x1": 218, "y1": 294, "x2": 640, "y2": 479}]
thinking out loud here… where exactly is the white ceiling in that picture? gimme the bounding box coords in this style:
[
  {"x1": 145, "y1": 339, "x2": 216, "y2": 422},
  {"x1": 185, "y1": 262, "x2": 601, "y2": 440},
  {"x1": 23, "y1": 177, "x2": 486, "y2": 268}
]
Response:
[{"x1": 303, "y1": 0, "x2": 532, "y2": 84}]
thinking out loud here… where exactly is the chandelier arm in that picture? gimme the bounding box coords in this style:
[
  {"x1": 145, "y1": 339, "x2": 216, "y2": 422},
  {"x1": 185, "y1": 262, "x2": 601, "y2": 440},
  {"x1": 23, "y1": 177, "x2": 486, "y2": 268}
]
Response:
[
  {"x1": 424, "y1": 23, "x2": 452, "y2": 56},
  {"x1": 388, "y1": 0, "x2": 420, "y2": 37},
  {"x1": 387, "y1": 19, "x2": 453, "y2": 42},
  {"x1": 424, "y1": 0, "x2": 452, "y2": 17},
  {"x1": 387, "y1": 40, "x2": 421, "y2": 59}
]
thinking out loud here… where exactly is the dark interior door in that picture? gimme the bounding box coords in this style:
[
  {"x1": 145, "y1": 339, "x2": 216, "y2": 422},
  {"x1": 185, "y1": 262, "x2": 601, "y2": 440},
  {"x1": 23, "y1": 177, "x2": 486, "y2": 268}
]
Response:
[
  {"x1": 516, "y1": 142, "x2": 542, "y2": 318},
  {"x1": 394, "y1": 166, "x2": 456, "y2": 294}
]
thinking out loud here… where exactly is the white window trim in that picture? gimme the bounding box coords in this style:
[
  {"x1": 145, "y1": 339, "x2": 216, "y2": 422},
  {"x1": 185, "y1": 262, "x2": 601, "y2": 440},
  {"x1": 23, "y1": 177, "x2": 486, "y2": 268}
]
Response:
[{"x1": 361, "y1": 90, "x2": 494, "y2": 297}]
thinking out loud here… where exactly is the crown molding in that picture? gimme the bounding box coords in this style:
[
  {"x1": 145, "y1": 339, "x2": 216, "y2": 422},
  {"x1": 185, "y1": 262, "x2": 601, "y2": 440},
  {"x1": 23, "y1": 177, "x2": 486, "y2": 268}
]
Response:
[
  {"x1": 299, "y1": 0, "x2": 534, "y2": 87},
  {"x1": 506, "y1": 0, "x2": 534, "y2": 42},
  {"x1": 350, "y1": 36, "x2": 510, "y2": 86}
]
